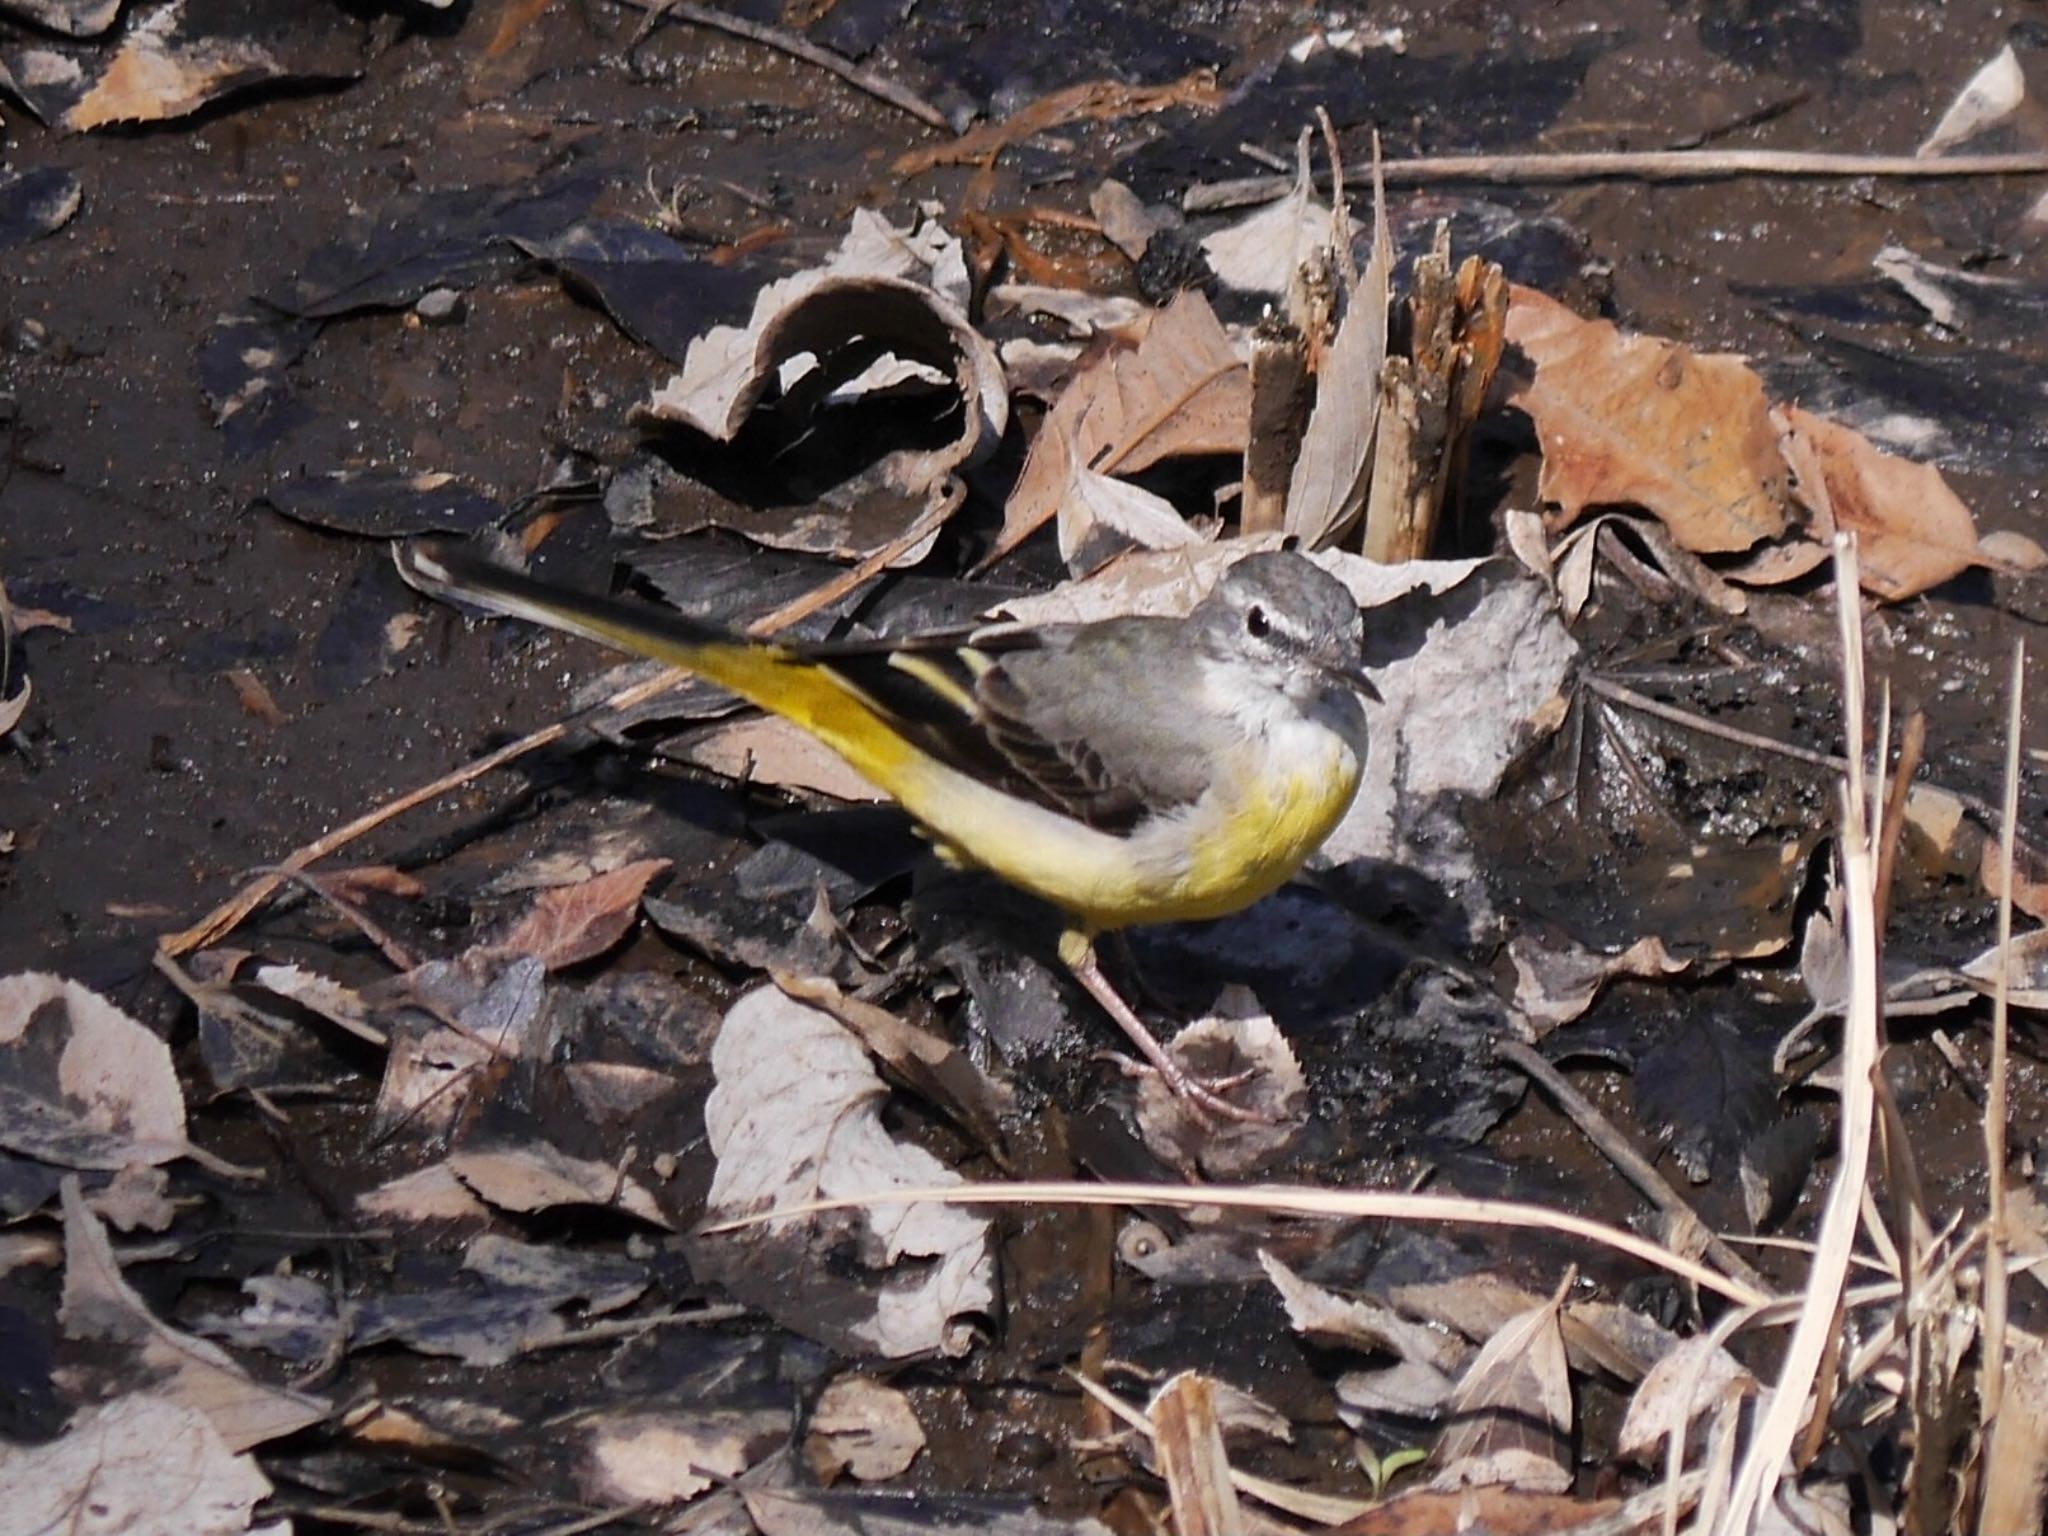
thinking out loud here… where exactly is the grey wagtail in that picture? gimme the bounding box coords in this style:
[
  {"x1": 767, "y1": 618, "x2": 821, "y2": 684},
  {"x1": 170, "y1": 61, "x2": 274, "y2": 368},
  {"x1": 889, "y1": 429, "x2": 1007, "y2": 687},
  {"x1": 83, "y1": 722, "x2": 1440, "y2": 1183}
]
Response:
[{"x1": 396, "y1": 540, "x2": 1378, "y2": 1121}]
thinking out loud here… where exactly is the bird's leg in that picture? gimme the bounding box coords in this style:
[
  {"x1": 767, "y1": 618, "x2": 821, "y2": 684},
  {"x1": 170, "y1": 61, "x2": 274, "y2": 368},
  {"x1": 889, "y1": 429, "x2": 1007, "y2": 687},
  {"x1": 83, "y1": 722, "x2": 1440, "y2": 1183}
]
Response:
[{"x1": 1058, "y1": 929, "x2": 1270, "y2": 1125}]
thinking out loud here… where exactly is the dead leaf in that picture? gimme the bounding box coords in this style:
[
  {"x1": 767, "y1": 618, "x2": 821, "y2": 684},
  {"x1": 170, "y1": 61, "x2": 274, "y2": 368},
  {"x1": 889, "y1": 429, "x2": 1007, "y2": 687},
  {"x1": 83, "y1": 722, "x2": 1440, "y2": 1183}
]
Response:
[
  {"x1": 1776, "y1": 404, "x2": 1983, "y2": 601},
  {"x1": 478, "y1": 858, "x2": 671, "y2": 971},
  {"x1": 1135, "y1": 987, "x2": 1305, "y2": 1172},
  {"x1": 1430, "y1": 1285, "x2": 1573, "y2": 1493},
  {"x1": 1285, "y1": 145, "x2": 1389, "y2": 549},
  {"x1": 0, "y1": 1393, "x2": 273, "y2": 1536},
  {"x1": 638, "y1": 210, "x2": 1004, "y2": 513},
  {"x1": 1261, "y1": 1252, "x2": 1468, "y2": 1374},
  {"x1": 1508, "y1": 933, "x2": 1690, "y2": 1030},
  {"x1": 1200, "y1": 149, "x2": 1355, "y2": 297},
  {"x1": 90, "y1": 1163, "x2": 177, "y2": 1233},
  {"x1": 1981, "y1": 838, "x2": 2048, "y2": 924},
  {"x1": 805, "y1": 1375, "x2": 926, "y2": 1483},
  {"x1": 446, "y1": 1142, "x2": 671, "y2": 1228},
  {"x1": 690, "y1": 986, "x2": 995, "y2": 1359},
  {"x1": 679, "y1": 716, "x2": 886, "y2": 803},
  {"x1": 355, "y1": 1162, "x2": 491, "y2": 1224},
  {"x1": 60, "y1": 1179, "x2": 328, "y2": 1450},
  {"x1": 1616, "y1": 1335, "x2": 1757, "y2": 1461},
  {"x1": 1920, "y1": 44, "x2": 2026, "y2": 156},
  {"x1": 1505, "y1": 284, "x2": 1788, "y2": 554},
  {"x1": 582, "y1": 1408, "x2": 791, "y2": 1507},
  {"x1": 992, "y1": 289, "x2": 1249, "y2": 571},
  {"x1": 0, "y1": 971, "x2": 192, "y2": 1171}
]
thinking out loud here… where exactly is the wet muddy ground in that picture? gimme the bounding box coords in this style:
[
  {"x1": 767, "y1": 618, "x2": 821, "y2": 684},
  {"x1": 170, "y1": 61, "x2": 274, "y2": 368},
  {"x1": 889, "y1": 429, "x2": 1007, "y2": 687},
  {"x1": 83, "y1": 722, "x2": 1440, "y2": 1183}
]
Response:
[{"x1": 6, "y1": 0, "x2": 2048, "y2": 1529}]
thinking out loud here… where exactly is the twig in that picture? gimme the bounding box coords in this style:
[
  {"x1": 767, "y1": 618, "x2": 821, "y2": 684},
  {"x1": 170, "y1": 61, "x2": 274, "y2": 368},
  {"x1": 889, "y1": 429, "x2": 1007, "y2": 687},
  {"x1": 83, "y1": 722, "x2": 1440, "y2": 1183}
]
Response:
[
  {"x1": 1874, "y1": 709, "x2": 1927, "y2": 933},
  {"x1": 1495, "y1": 1039, "x2": 1771, "y2": 1296},
  {"x1": 704, "y1": 1179, "x2": 1776, "y2": 1306},
  {"x1": 1984, "y1": 639, "x2": 2026, "y2": 1424},
  {"x1": 619, "y1": 0, "x2": 952, "y2": 131},
  {"x1": 1719, "y1": 534, "x2": 1884, "y2": 1535},
  {"x1": 1185, "y1": 149, "x2": 2048, "y2": 211}
]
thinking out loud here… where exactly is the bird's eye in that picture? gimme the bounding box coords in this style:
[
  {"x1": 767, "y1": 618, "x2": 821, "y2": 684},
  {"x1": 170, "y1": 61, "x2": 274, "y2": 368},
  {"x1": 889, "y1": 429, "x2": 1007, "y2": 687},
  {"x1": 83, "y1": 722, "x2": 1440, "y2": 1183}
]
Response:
[{"x1": 1245, "y1": 604, "x2": 1270, "y2": 638}]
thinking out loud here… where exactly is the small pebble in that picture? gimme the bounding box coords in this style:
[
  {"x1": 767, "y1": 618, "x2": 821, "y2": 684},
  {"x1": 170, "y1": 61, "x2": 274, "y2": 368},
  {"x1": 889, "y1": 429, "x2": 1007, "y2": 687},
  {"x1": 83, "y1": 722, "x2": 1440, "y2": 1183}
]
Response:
[{"x1": 414, "y1": 288, "x2": 467, "y2": 325}]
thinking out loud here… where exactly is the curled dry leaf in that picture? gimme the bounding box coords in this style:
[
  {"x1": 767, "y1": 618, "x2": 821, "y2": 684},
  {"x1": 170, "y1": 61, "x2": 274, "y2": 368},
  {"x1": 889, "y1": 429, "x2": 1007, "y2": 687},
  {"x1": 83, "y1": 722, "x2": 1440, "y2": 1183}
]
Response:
[
  {"x1": 639, "y1": 210, "x2": 1005, "y2": 511},
  {"x1": 1775, "y1": 404, "x2": 1983, "y2": 601},
  {"x1": 805, "y1": 1375, "x2": 926, "y2": 1483},
  {"x1": 1504, "y1": 285, "x2": 1787, "y2": 554}
]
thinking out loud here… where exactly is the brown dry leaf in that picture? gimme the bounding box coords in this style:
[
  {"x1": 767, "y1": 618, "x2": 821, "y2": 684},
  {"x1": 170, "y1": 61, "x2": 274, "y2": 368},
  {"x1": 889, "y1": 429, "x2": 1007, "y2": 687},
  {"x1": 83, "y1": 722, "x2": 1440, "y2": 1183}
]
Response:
[
  {"x1": 0, "y1": 971, "x2": 192, "y2": 1171},
  {"x1": 355, "y1": 1162, "x2": 491, "y2": 1224},
  {"x1": 1775, "y1": 404, "x2": 1983, "y2": 601},
  {"x1": 224, "y1": 667, "x2": 285, "y2": 726},
  {"x1": 990, "y1": 289, "x2": 1250, "y2": 570},
  {"x1": 0, "y1": 1393, "x2": 274, "y2": 1536},
  {"x1": 1504, "y1": 284, "x2": 1787, "y2": 553},
  {"x1": 51, "y1": 8, "x2": 324, "y2": 133},
  {"x1": 1334, "y1": 1485, "x2": 1625, "y2": 1535},
  {"x1": 481, "y1": 858, "x2": 671, "y2": 971},
  {"x1": 804, "y1": 1374, "x2": 926, "y2": 1484},
  {"x1": 1430, "y1": 1285, "x2": 1573, "y2": 1493},
  {"x1": 679, "y1": 716, "x2": 885, "y2": 803},
  {"x1": 60, "y1": 1179, "x2": 328, "y2": 1450},
  {"x1": 1980, "y1": 836, "x2": 2048, "y2": 923}
]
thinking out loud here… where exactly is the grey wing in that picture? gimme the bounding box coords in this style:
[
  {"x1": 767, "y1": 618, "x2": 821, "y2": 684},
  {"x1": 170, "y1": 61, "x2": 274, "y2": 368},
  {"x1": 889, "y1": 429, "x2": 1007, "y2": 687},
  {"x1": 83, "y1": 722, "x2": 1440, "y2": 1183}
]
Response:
[
  {"x1": 803, "y1": 619, "x2": 1212, "y2": 835},
  {"x1": 971, "y1": 624, "x2": 1216, "y2": 833}
]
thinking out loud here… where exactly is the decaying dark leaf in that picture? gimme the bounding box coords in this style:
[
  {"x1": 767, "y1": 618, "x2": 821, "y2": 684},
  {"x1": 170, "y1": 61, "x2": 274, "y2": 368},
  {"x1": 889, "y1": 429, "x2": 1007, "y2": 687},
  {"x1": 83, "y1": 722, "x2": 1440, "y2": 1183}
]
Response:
[
  {"x1": 0, "y1": 167, "x2": 81, "y2": 249},
  {"x1": 0, "y1": 972, "x2": 192, "y2": 1172},
  {"x1": 60, "y1": 1179, "x2": 328, "y2": 1450}
]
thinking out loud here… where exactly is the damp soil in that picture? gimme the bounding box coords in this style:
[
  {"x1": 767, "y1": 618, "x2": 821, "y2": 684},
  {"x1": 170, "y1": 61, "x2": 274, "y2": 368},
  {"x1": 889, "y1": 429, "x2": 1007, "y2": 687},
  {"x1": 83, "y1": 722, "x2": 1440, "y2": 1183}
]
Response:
[{"x1": 5, "y1": 0, "x2": 2048, "y2": 1525}]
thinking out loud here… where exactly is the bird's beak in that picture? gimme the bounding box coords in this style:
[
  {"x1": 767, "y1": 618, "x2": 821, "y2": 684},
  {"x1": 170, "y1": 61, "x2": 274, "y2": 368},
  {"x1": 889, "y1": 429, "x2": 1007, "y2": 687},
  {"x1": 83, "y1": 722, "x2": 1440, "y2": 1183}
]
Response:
[{"x1": 1319, "y1": 659, "x2": 1382, "y2": 704}]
